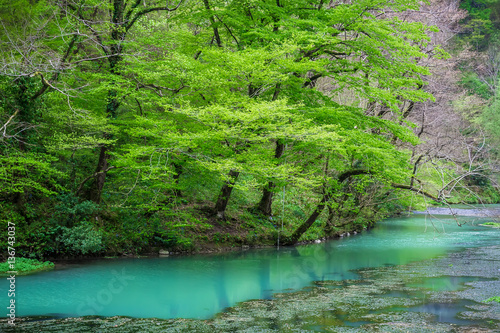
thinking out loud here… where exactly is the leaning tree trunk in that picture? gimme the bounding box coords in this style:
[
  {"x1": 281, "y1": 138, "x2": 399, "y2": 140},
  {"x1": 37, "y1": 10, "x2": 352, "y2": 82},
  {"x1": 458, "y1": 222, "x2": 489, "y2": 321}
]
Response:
[
  {"x1": 284, "y1": 169, "x2": 372, "y2": 245},
  {"x1": 214, "y1": 169, "x2": 240, "y2": 219},
  {"x1": 283, "y1": 193, "x2": 331, "y2": 245},
  {"x1": 256, "y1": 140, "x2": 284, "y2": 216}
]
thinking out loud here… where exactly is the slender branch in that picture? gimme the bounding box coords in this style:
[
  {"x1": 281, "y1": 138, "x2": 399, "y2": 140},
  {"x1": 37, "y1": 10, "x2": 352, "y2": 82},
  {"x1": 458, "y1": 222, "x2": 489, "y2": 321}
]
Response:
[
  {"x1": 136, "y1": 82, "x2": 186, "y2": 96},
  {"x1": 124, "y1": 0, "x2": 143, "y2": 23},
  {"x1": 76, "y1": 166, "x2": 118, "y2": 195},
  {"x1": 120, "y1": 169, "x2": 141, "y2": 207},
  {"x1": 215, "y1": 14, "x2": 239, "y2": 47},
  {"x1": 125, "y1": 0, "x2": 183, "y2": 32},
  {"x1": 0, "y1": 109, "x2": 19, "y2": 138},
  {"x1": 62, "y1": 3, "x2": 110, "y2": 56},
  {"x1": 31, "y1": 34, "x2": 79, "y2": 100},
  {"x1": 303, "y1": 73, "x2": 323, "y2": 88},
  {"x1": 202, "y1": 0, "x2": 222, "y2": 47},
  {"x1": 135, "y1": 98, "x2": 143, "y2": 116},
  {"x1": 338, "y1": 169, "x2": 373, "y2": 183},
  {"x1": 66, "y1": 53, "x2": 122, "y2": 66},
  {"x1": 391, "y1": 182, "x2": 458, "y2": 203},
  {"x1": 30, "y1": 72, "x2": 76, "y2": 97},
  {"x1": 410, "y1": 154, "x2": 423, "y2": 187}
]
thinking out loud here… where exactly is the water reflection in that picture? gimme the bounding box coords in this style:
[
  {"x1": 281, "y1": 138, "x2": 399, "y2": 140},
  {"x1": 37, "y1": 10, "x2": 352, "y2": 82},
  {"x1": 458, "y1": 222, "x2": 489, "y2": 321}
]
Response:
[{"x1": 3, "y1": 215, "x2": 499, "y2": 319}]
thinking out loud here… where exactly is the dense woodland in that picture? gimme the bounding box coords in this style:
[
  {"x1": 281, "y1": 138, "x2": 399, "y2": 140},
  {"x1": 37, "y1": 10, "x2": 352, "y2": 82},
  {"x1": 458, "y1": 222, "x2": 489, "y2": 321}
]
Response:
[{"x1": 1, "y1": 0, "x2": 499, "y2": 258}]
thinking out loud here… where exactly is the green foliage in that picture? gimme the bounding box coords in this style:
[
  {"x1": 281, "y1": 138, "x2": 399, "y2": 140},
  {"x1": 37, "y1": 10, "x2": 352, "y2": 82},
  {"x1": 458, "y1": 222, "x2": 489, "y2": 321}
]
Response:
[
  {"x1": 0, "y1": 152, "x2": 65, "y2": 197},
  {"x1": 212, "y1": 232, "x2": 231, "y2": 244},
  {"x1": 4, "y1": 0, "x2": 490, "y2": 255},
  {"x1": 484, "y1": 296, "x2": 500, "y2": 302},
  {"x1": 481, "y1": 222, "x2": 500, "y2": 227},
  {"x1": 0, "y1": 257, "x2": 54, "y2": 276},
  {"x1": 459, "y1": 72, "x2": 493, "y2": 99},
  {"x1": 480, "y1": 93, "x2": 500, "y2": 150},
  {"x1": 51, "y1": 194, "x2": 99, "y2": 227},
  {"x1": 459, "y1": 0, "x2": 500, "y2": 50},
  {"x1": 23, "y1": 224, "x2": 62, "y2": 258},
  {"x1": 57, "y1": 222, "x2": 103, "y2": 255}
]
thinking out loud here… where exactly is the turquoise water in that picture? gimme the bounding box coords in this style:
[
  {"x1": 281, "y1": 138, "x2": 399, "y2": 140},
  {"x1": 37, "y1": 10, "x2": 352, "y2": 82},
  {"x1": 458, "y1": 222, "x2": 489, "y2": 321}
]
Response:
[{"x1": 2, "y1": 214, "x2": 499, "y2": 319}]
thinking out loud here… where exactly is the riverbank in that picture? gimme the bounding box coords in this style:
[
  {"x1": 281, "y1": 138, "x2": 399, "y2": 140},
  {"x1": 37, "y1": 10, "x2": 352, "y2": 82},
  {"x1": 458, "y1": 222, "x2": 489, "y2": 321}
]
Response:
[
  {"x1": 2, "y1": 244, "x2": 499, "y2": 331},
  {"x1": 6, "y1": 204, "x2": 497, "y2": 265},
  {"x1": 7, "y1": 204, "x2": 497, "y2": 265},
  {"x1": 37, "y1": 204, "x2": 500, "y2": 260},
  {"x1": 12, "y1": 211, "x2": 372, "y2": 262},
  {"x1": 0, "y1": 258, "x2": 54, "y2": 276}
]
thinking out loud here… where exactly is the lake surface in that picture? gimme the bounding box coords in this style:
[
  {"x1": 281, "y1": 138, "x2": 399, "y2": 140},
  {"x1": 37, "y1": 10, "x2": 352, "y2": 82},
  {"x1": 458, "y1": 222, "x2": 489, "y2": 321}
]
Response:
[{"x1": 2, "y1": 213, "x2": 499, "y2": 320}]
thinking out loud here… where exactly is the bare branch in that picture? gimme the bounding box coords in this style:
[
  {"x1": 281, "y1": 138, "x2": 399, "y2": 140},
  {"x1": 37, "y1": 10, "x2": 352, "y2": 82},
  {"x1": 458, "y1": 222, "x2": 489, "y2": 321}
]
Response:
[
  {"x1": 0, "y1": 110, "x2": 19, "y2": 139},
  {"x1": 30, "y1": 72, "x2": 77, "y2": 97},
  {"x1": 75, "y1": 166, "x2": 118, "y2": 196},
  {"x1": 125, "y1": 0, "x2": 183, "y2": 32},
  {"x1": 391, "y1": 182, "x2": 453, "y2": 203}
]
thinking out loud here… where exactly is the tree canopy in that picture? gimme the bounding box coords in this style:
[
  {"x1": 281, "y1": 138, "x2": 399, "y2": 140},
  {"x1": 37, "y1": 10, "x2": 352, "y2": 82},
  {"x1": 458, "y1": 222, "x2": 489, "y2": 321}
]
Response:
[{"x1": 0, "y1": 0, "x2": 498, "y2": 256}]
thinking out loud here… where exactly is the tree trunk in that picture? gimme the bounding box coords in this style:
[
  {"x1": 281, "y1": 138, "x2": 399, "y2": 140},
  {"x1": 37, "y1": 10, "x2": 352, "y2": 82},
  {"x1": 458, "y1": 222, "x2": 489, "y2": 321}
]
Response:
[
  {"x1": 85, "y1": 0, "x2": 125, "y2": 203},
  {"x1": 172, "y1": 161, "x2": 183, "y2": 197},
  {"x1": 214, "y1": 169, "x2": 240, "y2": 219},
  {"x1": 89, "y1": 146, "x2": 109, "y2": 204},
  {"x1": 256, "y1": 140, "x2": 284, "y2": 216},
  {"x1": 284, "y1": 169, "x2": 372, "y2": 245},
  {"x1": 257, "y1": 184, "x2": 276, "y2": 216},
  {"x1": 87, "y1": 50, "x2": 121, "y2": 204},
  {"x1": 324, "y1": 205, "x2": 336, "y2": 235},
  {"x1": 203, "y1": 0, "x2": 222, "y2": 47},
  {"x1": 283, "y1": 193, "x2": 331, "y2": 245}
]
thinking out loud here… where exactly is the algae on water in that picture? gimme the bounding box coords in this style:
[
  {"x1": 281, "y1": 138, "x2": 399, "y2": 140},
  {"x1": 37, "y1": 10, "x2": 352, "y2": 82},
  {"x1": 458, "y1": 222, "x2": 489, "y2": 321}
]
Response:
[{"x1": 3, "y1": 246, "x2": 500, "y2": 332}]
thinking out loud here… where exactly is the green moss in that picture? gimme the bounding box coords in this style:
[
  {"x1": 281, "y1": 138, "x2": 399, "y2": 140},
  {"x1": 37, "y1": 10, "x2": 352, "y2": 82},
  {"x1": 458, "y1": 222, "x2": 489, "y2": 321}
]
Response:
[
  {"x1": 485, "y1": 296, "x2": 500, "y2": 303},
  {"x1": 481, "y1": 222, "x2": 500, "y2": 228},
  {"x1": 0, "y1": 257, "x2": 54, "y2": 276}
]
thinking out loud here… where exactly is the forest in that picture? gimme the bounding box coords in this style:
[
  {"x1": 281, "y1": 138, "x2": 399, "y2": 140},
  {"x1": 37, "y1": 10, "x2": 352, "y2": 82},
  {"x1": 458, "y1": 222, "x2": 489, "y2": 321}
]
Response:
[{"x1": 1, "y1": 0, "x2": 500, "y2": 258}]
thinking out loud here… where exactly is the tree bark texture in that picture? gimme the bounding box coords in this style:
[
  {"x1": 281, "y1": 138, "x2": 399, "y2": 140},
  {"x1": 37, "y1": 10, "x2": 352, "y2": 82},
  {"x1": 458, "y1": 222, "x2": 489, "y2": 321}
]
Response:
[
  {"x1": 284, "y1": 193, "x2": 331, "y2": 245},
  {"x1": 214, "y1": 169, "x2": 240, "y2": 219},
  {"x1": 256, "y1": 140, "x2": 285, "y2": 216},
  {"x1": 89, "y1": 145, "x2": 109, "y2": 204},
  {"x1": 284, "y1": 169, "x2": 372, "y2": 245}
]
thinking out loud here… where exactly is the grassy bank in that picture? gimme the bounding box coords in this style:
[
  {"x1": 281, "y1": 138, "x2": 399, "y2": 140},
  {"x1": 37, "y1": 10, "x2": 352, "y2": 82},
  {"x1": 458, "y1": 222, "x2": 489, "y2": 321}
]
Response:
[{"x1": 0, "y1": 258, "x2": 54, "y2": 276}]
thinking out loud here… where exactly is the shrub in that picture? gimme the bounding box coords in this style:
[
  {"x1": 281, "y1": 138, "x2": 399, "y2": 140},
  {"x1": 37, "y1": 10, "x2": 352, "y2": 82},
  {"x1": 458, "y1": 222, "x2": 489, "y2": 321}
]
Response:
[
  {"x1": 57, "y1": 222, "x2": 103, "y2": 255},
  {"x1": 0, "y1": 258, "x2": 54, "y2": 276},
  {"x1": 51, "y1": 194, "x2": 99, "y2": 227}
]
